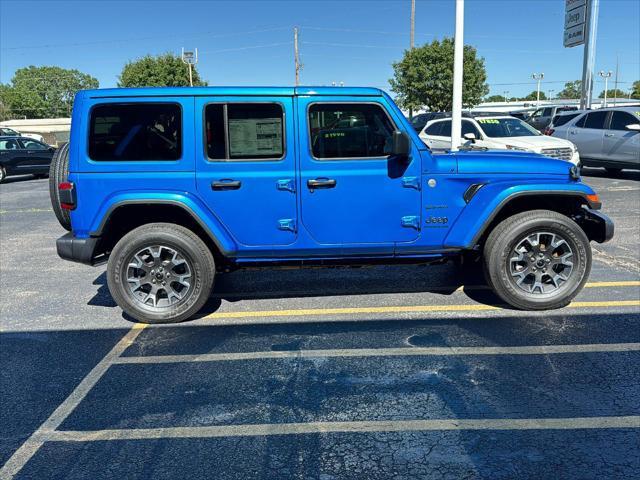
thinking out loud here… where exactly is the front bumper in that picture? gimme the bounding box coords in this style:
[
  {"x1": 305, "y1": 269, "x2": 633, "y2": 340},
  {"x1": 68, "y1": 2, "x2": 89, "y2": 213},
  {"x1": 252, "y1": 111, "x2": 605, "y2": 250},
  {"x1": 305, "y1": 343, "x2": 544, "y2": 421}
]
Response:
[
  {"x1": 578, "y1": 208, "x2": 614, "y2": 243},
  {"x1": 57, "y1": 233, "x2": 99, "y2": 265}
]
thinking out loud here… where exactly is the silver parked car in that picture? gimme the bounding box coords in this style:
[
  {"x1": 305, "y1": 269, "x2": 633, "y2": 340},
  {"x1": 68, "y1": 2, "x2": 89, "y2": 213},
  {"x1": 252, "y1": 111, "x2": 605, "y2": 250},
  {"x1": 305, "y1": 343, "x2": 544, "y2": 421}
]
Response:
[{"x1": 550, "y1": 106, "x2": 640, "y2": 172}]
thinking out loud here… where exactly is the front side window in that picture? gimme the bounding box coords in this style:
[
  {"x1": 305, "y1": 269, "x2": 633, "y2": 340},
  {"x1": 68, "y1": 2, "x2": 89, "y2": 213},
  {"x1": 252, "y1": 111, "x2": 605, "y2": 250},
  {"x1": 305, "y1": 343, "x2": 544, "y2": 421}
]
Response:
[
  {"x1": 205, "y1": 103, "x2": 284, "y2": 161},
  {"x1": 542, "y1": 107, "x2": 553, "y2": 117},
  {"x1": 309, "y1": 103, "x2": 395, "y2": 159},
  {"x1": 583, "y1": 111, "x2": 608, "y2": 129},
  {"x1": 20, "y1": 139, "x2": 48, "y2": 150},
  {"x1": 439, "y1": 120, "x2": 452, "y2": 137},
  {"x1": 553, "y1": 113, "x2": 579, "y2": 127},
  {"x1": 608, "y1": 111, "x2": 639, "y2": 131},
  {"x1": 89, "y1": 103, "x2": 181, "y2": 161},
  {"x1": 462, "y1": 120, "x2": 481, "y2": 138}
]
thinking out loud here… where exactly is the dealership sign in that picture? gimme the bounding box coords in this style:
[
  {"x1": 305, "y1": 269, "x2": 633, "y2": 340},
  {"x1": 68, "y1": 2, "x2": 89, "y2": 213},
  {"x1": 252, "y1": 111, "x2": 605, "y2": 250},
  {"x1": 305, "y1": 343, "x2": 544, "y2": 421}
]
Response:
[{"x1": 564, "y1": 0, "x2": 587, "y2": 47}]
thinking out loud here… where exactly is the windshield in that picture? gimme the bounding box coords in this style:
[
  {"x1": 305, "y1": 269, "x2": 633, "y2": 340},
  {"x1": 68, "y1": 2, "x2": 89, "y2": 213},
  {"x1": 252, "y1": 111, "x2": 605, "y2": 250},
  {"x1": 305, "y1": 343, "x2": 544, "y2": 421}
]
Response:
[{"x1": 477, "y1": 118, "x2": 541, "y2": 138}]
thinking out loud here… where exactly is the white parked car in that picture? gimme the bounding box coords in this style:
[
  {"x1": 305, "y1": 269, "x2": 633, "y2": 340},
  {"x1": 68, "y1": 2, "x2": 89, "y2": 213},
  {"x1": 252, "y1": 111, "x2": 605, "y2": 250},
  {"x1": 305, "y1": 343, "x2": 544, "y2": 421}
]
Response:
[
  {"x1": 0, "y1": 126, "x2": 46, "y2": 144},
  {"x1": 419, "y1": 115, "x2": 580, "y2": 165}
]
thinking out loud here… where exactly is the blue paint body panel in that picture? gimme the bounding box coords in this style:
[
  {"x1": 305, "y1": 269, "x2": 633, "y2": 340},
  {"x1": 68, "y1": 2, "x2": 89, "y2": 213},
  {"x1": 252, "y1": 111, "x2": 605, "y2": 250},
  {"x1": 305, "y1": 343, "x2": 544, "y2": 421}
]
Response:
[{"x1": 65, "y1": 86, "x2": 598, "y2": 265}]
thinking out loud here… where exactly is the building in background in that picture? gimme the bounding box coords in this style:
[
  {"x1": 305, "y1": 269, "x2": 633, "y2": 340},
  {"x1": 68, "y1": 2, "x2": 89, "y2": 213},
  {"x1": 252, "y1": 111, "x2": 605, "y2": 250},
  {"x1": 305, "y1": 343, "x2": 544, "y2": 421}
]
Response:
[{"x1": 0, "y1": 118, "x2": 71, "y2": 146}]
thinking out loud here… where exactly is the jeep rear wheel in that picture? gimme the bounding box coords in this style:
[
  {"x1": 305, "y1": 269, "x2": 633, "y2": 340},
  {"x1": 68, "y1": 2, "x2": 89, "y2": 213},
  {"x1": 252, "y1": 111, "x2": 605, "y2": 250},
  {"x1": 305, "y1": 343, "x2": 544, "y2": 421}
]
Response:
[
  {"x1": 107, "y1": 223, "x2": 215, "y2": 323},
  {"x1": 48, "y1": 142, "x2": 71, "y2": 231},
  {"x1": 484, "y1": 209, "x2": 591, "y2": 310}
]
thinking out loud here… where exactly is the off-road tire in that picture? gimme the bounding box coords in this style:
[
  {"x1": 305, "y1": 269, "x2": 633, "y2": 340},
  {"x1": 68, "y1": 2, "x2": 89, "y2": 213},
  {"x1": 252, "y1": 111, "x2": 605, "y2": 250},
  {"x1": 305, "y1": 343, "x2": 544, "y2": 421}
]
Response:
[
  {"x1": 48, "y1": 142, "x2": 71, "y2": 231},
  {"x1": 483, "y1": 209, "x2": 591, "y2": 310},
  {"x1": 107, "y1": 223, "x2": 215, "y2": 324}
]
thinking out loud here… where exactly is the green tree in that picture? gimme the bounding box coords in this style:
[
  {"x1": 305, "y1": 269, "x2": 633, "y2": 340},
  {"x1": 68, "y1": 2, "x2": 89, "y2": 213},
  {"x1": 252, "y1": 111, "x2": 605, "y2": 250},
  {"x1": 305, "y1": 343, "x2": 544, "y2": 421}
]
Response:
[
  {"x1": 1, "y1": 66, "x2": 98, "y2": 119},
  {"x1": 629, "y1": 80, "x2": 639, "y2": 99},
  {"x1": 484, "y1": 94, "x2": 506, "y2": 102},
  {"x1": 389, "y1": 38, "x2": 489, "y2": 112},
  {"x1": 118, "y1": 53, "x2": 207, "y2": 88},
  {"x1": 522, "y1": 90, "x2": 548, "y2": 101},
  {"x1": 557, "y1": 80, "x2": 582, "y2": 99},
  {"x1": 598, "y1": 88, "x2": 628, "y2": 99}
]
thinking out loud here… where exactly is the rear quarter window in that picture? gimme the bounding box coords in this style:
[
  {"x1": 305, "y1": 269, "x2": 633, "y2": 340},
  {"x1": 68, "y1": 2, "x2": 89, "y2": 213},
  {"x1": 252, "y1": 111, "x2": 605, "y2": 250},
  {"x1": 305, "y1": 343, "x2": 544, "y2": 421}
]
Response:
[{"x1": 89, "y1": 103, "x2": 182, "y2": 161}]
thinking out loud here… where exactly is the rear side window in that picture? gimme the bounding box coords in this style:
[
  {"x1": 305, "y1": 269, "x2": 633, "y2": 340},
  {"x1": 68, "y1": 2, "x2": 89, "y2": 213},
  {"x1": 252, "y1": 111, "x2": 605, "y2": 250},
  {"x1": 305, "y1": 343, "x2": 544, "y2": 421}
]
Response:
[
  {"x1": 583, "y1": 111, "x2": 608, "y2": 129},
  {"x1": 308, "y1": 103, "x2": 395, "y2": 159},
  {"x1": 205, "y1": 103, "x2": 284, "y2": 161},
  {"x1": 439, "y1": 120, "x2": 452, "y2": 137},
  {"x1": 89, "y1": 103, "x2": 181, "y2": 161},
  {"x1": 424, "y1": 121, "x2": 443, "y2": 136},
  {"x1": 553, "y1": 113, "x2": 579, "y2": 127},
  {"x1": 0, "y1": 139, "x2": 20, "y2": 150},
  {"x1": 608, "y1": 111, "x2": 638, "y2": 131}
]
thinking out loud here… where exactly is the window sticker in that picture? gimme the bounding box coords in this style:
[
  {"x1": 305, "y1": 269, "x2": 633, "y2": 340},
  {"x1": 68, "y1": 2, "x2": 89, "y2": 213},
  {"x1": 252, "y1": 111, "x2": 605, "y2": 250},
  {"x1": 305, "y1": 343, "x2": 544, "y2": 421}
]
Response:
[
  {"x1": 228, "y1": 117, "x2": 282, "y2": 157},
  {"x1": 477, "y1": 119, "x2": 499, "y2": 124}
]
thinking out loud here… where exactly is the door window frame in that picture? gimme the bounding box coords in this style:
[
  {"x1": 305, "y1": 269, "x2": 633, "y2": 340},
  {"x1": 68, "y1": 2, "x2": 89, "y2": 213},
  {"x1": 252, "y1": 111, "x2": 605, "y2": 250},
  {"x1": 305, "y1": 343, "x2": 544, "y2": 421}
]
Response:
[
  {"x1": 202, "y1": 101, "x2": 287, "y2": 162},
  {"x1": 306, "y1": 101, "x2": 399, "y2": 161}
]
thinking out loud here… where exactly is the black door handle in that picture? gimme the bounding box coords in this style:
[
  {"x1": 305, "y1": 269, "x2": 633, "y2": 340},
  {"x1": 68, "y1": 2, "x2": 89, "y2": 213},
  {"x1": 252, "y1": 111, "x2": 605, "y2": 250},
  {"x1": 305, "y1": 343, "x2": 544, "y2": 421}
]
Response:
[
  {"x1": 307, "y1": 178, "x2": 336, "y2": 189},
  {"x1": 211, "y1": 179, "x2": 241, "y2": 190}
]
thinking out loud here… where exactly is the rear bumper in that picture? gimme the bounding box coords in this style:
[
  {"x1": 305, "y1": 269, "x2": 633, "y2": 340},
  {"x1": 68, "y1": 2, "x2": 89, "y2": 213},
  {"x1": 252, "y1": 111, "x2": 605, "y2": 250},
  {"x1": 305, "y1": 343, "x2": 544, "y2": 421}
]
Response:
[
  {"x1": 579, "y1": 208, "x2": 614, "y2": 243},
  {"x1": 56, "y1": 233, "x2": 99, "y2": 265}
]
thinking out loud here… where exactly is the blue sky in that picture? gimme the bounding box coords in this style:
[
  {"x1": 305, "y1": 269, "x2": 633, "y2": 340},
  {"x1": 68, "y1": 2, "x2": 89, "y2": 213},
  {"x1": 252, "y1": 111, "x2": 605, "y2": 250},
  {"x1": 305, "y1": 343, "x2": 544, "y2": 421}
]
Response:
[{"x1": 1, "y1": 0, "x2": 638, "y2": 98}]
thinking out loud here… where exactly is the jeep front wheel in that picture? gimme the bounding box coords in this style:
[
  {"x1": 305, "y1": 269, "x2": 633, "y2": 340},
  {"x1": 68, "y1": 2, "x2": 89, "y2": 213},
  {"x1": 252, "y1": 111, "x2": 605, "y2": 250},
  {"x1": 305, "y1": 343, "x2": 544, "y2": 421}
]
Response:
[
  {"x1": 483, "y1": 209, "x2": 591, "y2": 310},
  {"x1": 107, "y1": 223, "x2": 215, "y2": 323}
]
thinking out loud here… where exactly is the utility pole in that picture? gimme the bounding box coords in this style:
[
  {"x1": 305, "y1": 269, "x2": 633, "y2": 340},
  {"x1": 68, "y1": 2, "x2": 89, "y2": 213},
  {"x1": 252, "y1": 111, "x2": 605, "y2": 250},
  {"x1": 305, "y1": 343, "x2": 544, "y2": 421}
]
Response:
[
  {"x1": 181, "y1": 48, "x2": 198, "y2": 87},
  {"x1": 579, "y1": 0, "x2": 599, "y2": 109},
  {"x1": 599, "y1": 70, "x2": 612, "y2": 107},
  {"x1": 450, "y1": 0, "x2": 464, "y2": 152},
  {"x1": 294, "y1": 27, "x2": 302, "y2": 86},
  {"x1": 409, "y1": 0, "x2": 416, "y2": 119},
  {"x1": 532, "y1": 73, "x2": 544, "y2": 107}
]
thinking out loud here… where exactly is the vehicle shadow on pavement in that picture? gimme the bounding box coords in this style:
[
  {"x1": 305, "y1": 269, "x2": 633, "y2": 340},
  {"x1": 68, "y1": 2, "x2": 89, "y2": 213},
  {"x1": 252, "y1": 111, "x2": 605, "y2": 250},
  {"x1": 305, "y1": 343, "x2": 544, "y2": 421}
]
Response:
[
  {"x1": 87, "y1": 262, "x2": 506, "y2": 321},
  {"x1": 581, "y1": 167, "x2": 640, "y2": 181},
  {"x1": 0, "y1": 174, "x2": 46, "y2": 185}
]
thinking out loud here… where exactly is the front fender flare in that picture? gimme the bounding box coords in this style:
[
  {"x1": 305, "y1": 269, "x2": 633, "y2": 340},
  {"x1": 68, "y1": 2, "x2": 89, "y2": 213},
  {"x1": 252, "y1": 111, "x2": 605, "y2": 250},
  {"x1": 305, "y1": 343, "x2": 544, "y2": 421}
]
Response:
[{"x1": 444, "y1": 182, "x2": 598, "y2": 249}]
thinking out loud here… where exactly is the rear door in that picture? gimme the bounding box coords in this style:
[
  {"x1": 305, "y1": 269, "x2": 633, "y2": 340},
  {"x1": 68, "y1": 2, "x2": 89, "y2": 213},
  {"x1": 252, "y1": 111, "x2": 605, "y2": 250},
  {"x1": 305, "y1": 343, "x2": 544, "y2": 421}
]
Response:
[
  {"x1": 297, "y1": 97, "x2": 421, "y2": 247},
  {"x1": 18, "y1": 138, "x2": 51, "y2": 172},
  {"x1": 569, "y1": 111, "x2": 608, "y2": 159},
  {"x1": 603, "y1": 111, "x2": 640, "y2": 165},
  {"x1": 195, "y1": 97, "x2": 298, "y2": 247}
]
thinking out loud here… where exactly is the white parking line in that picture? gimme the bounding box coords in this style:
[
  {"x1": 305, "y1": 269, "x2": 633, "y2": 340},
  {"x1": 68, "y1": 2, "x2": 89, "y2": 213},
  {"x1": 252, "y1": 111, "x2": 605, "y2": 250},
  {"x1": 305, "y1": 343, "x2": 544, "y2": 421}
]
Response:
[
  {"x1": 114, "y1": 342, "x2": 640, "y2": 365},
  {"x1": 0, "y1": 324, "x2": 147, "y2": 480},
  {"x1": 45, "y1": 416, "x2": 640, "y2": 442}
]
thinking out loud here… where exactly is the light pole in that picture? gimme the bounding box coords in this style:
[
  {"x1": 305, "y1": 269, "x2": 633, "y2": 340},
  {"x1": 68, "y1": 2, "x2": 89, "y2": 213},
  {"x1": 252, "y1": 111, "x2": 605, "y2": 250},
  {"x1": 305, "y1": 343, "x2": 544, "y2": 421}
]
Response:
[
  {"x1": 450, "y1": 0, "x2": 465, "y2": 152},
  {"x1": 598, "y1": 70, "x2": 612, "y2": 107},
  {"x1": 548, "y1": 89, "x2": 555, "y2": 101},
  {"x1": 181, "y1": 48, "x2": 198, "y2": 87},
  {"x1": 532, "y1": 73, "x2": 544, "y2": 107},
  {"x1": 503, "y1": 91, "x2": 509, "y2": 102}
]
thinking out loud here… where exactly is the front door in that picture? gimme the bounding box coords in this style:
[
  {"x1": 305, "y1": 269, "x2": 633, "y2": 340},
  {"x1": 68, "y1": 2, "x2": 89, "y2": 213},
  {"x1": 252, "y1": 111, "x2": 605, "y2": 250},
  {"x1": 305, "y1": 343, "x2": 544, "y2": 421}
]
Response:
[
  {"x1": 18, "y1": 138, "x2": 52, "y2": 173},
  {"x1": 297, "y1": 98, "x2": 421, "y2": 247},
  {"x1": 195, "y1": 97, "x2": 298, "y2": 247},
  {"x1": 603, "y1": 111, "x2": 640, "y2": 165}
]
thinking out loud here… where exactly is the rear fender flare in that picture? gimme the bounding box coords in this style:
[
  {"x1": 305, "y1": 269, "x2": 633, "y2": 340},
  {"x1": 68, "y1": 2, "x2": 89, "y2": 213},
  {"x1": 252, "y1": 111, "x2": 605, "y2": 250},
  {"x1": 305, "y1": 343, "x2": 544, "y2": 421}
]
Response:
[{"x1": 89, "y1": 192, "x2": 236, "y2": 256}]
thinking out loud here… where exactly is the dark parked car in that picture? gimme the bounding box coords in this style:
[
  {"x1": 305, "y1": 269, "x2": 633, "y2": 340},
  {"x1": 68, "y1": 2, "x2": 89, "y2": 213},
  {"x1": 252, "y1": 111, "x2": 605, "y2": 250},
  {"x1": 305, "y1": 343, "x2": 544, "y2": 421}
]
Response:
[
  {"x1": 409, "y1": 112, "x2": 447, "y2": 132},
  {"x1": 527, "y1": 105, "x2": 578, "y2": 132},
  {"x1": 0, "y1": 137, "x2": 55, "y2": 182}
]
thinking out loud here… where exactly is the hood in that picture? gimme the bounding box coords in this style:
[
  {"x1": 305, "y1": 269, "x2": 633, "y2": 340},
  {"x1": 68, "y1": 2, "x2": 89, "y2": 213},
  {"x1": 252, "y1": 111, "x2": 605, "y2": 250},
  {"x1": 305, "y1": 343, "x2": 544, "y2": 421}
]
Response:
[
  {"x1": 498, "y1": 135, "x2": 574, "y2": 151},
  {"x1": 451, "y1": 150, "x2": 573, "y2": 175}
]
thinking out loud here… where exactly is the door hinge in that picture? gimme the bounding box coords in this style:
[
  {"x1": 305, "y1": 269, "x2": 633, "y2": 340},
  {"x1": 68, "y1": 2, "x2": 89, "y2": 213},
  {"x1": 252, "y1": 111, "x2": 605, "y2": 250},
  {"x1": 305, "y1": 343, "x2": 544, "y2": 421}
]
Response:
[
  {"x1": 401, "y1": 215, "x2": 420, "y2": 230},
  {"x1": 402, "y1": 176, "x2": 421, "y2": 190},
  {"x1": 277, "y1": 178, "x2": 296, "y2": 193},
  {"x1": 277, "y1": 218, "x2": 297, "y2": 233}
]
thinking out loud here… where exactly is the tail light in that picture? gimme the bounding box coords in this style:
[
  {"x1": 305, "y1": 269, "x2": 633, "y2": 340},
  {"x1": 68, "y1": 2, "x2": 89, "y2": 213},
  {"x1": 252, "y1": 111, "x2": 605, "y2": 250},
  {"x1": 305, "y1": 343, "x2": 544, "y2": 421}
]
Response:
[{"x1": 59, "y1": 182, "x2": 76, "y2": 210}]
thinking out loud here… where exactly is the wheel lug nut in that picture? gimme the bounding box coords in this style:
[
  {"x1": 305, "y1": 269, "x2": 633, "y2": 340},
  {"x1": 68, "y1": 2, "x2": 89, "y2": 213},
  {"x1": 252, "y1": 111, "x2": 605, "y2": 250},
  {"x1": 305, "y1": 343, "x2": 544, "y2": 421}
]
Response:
[{"x1": 162, "y1": 281, "x2": 166, "y2": 286}]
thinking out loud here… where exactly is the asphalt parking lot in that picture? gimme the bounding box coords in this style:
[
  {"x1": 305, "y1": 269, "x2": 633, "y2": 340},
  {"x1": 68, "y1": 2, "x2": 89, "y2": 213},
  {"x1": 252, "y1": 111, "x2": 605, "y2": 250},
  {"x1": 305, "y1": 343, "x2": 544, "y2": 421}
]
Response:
[{"x1": 1, "y1": 169, "x2": 639, "y2": 479}]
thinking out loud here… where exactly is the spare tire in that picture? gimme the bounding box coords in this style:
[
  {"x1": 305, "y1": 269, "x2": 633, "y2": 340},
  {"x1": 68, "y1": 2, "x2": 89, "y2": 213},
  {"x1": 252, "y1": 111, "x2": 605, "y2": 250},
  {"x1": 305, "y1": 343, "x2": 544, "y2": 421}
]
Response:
[{"x1": 49, "y1": 142, "x2": 71, "y2": 231}]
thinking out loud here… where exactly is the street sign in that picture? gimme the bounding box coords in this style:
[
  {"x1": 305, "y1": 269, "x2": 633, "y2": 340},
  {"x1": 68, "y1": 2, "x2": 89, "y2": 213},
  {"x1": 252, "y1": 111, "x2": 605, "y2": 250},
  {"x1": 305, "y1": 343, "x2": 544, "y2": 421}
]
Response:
[
  {"x1": 564, "y1": 23, "x2": 586, "y2": 47},
  {"x1": 565, "y1": 5, "x2": 586, "y2": 29},
  {"x1": 564, "y1": 0, "x2": 587, "y2": 47}
]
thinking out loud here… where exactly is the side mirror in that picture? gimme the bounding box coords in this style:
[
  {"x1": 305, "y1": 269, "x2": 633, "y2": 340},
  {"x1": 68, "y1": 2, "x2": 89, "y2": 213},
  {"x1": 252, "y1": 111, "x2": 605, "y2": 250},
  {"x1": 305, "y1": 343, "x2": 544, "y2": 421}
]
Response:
[
  {"x1": 463, "y1": 132, "x2": 476, "y2": 143},
  {"x1": 625, "y1": 123, "x2": 640, "y2": 132},
  {"x1": 391, "y1": 130, "x2": 411, "y2": 158}
]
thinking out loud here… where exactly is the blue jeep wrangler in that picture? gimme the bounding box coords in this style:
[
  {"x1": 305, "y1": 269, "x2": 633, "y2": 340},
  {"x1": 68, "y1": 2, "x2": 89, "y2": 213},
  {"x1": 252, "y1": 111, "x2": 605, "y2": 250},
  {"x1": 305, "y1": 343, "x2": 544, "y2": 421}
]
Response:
[{"x1": 51, "y1": 86, "x2": 613, "y2": 323}]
